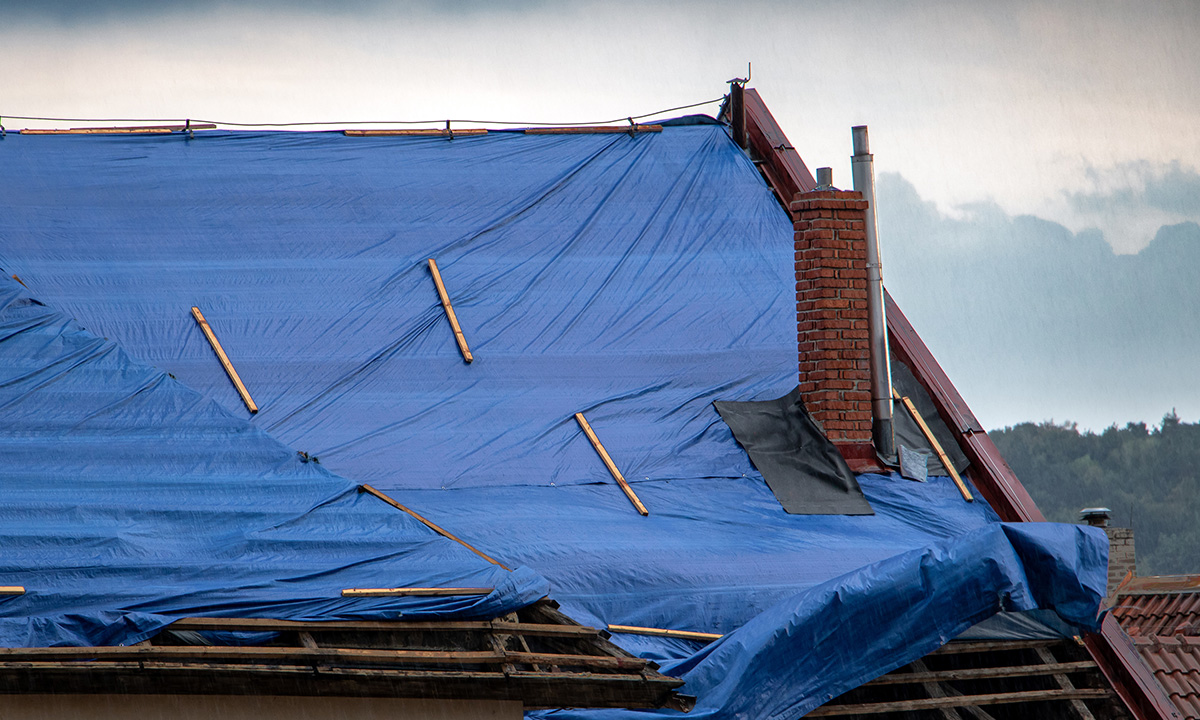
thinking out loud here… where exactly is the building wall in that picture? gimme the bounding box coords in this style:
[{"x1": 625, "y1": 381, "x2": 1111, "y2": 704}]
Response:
[{"x1": 0, "y1": 695, "x2": 523, "y2": 720}]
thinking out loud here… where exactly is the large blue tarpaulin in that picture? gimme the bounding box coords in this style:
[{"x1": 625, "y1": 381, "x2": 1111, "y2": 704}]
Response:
[{"x1": 0, "y1": 124, "x2": 1107, "y2": 718}]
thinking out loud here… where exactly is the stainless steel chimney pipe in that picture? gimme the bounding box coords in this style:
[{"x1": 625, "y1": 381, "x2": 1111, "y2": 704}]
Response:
[{"x1": 850, "y1": 126, "x2": 895, "y2": 458}]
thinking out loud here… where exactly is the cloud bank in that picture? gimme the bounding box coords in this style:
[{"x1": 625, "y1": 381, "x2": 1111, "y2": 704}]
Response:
[{"x1": 880, "y1": 170, "x2": 1200, "y2": 430}]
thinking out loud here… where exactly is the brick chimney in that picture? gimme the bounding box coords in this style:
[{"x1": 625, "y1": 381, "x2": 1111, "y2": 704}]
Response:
[
  {"x1": 1082, "y1": 508, "x2": 1137, "y2": 597},
  {"x1": 792, "y1": 189, "x2": 878, "y2": 471}
]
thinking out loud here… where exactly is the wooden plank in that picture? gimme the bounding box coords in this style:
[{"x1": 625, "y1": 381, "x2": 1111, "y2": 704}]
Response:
[
  {"x1": 805, "y1": 688, "x2": 1113, "y2": 716},
  {"x1": 0, "y1": 586, "x2": 24, "y2": 595},
  {"x1": 168, "y1": 617, "x2": 601, "y2": 637},
  {"x1": 0, "y1": 645, "x2": 505, "y2": 665},
  {"x1": 504, "y1": 652, "x2": 647, "y2": 672},
  {"x1": 359, "y1": 484, "x2": 509, "y2": 569},
  {"x1": 190, "y1": 307, "x2": 258, "y2": 414},
  {"x1": 344, "y1": 129, "x2": 487, "y2": 137},
  {"x1": 573, "y1": 412, "x2": 649, "y2": 516},
  {"x1": 866, "y1": 660, "x2": 1098, "y2": 686},
  {"x1": 427, "y1": 258, "x2": 473, "y2": 363},
  {"x1": 909, "y1": 659, "x2": 967, "y2": 720},
  {"x1": 0, "y1": 645, "x2": 647, "y2": 673},
  {"x1": 930, "y1": 639, "x2": 1062, "y2": 655},
  {"x1": 524, "y1": 125, "x2": 662, "y2": 135},
  {"x1": 19, "y1": 124, "x2": 216, "y2": 134},
  {"x1": 606, "y1": 624, "x2": 722, "y2": 643},
  {"x1": 1036, "y1": 646, "x2": 1097, "y2": 720},
  {"x1": 894, "y1": 387, "x2": 973, "y2": 501},
  {"x1": 341, "y1": 587, "x2": 492, "y2": 597}
]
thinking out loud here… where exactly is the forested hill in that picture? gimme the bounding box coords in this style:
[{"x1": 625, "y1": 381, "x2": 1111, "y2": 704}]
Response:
[{"x1": 990, "y1": 414, "x2": 1200, "y2": 576}]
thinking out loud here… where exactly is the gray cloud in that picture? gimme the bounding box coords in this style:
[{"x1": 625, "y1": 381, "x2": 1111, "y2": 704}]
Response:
[
  {"x1": 0, "y1": 0, "x2": 549, "y2": 25},
  {"x1": 879, "y1": 172, "x2": 1200, "y2": 430},
  {"x1": 1069, "y1": 161, "x2": 1200, "y2": 218}
]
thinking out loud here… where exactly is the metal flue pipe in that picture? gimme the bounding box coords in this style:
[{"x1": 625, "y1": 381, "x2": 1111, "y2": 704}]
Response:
[{"x1": 850, "y1": 126, "x2": 895, "y2": 458}]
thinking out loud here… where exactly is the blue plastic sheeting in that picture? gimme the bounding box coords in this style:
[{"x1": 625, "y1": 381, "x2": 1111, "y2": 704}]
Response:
[
  {"x1": 0, "y1": 128, "x2": 792, "y2": 490},
  {"x1": 0, "y1": 126, "x2": 1109, "y2": 717},
  {"x1": 401, "y1": 476, "x2": 1108, "y2": 720},
  {"x1": 0, "y1": 279, "x2": 548, "y2": 647}
]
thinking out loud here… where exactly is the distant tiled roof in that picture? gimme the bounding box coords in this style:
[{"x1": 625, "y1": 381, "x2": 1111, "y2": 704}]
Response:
[
  {"x1": 1133, "y1": 635, "x2": 1200, "y2": 719},
  {"x1": 1113, "y1": 576, "x2": 1200, "y2": 717},
  {"x1": 1113, "y1": 575, "x2": 1200, "y2": 636}
]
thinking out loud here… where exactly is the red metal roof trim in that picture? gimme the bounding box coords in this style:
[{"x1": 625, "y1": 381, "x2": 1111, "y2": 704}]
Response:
[
  {"x1": 743, "y1": 86, "x2": 1178, "y2": 720},
  {"x1": 742, "y1": 88, "x2": 816, "y2": 200}
]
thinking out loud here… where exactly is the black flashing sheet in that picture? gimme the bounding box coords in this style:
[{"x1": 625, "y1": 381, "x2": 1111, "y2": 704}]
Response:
[{"x1": 714, "y1": 388, "x2": 874, "y2": 515}]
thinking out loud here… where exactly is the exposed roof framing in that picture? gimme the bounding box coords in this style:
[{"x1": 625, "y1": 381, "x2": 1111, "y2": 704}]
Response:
[
  {"x1": 0, "y1": 600, "x2": 688, "y2": 710},
  {"x1": 809, "y1": 638, "x2": 1128, "y2": 719}
]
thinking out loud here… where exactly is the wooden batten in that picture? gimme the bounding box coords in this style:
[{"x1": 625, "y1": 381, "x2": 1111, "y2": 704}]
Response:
[
  {"x1": 524, "y1": 125, "x2": 662, "y2": 135},
  {"x1": 606, "y1": 624, "x2": 721, "y2": 643},
  {"x1": 892, "y1": 388, "x2": 973, "y2": 502},
  {"x1": 20, "y1": 124, "x2": 216, "y2": 135},
  {"x1": 359, "y1": 484, "x2": 508, "y2": 569},
  {"x1": 190, "y1": 306, "x2": 259, "y2": 414},
  {"x1": 344, "y1": 129, "x2": 488, "y2": 137},
  {"x1": 573, "y1": 413, "x2": 649, "y2": 516},
  {"x1": 427, "y1": 259, "x2": 474, "y2": 363},
  {"x1": 0, "y1": 587, "x2": 25, "y2": 596},
  {"x1": 341, "y1": 587, "x2": 493, "y2": 597}
]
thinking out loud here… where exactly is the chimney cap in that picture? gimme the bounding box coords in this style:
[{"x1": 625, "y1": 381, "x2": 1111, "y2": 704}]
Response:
[
  {"x1": 815, "y1": 167, "x2": 834, "y2": 190},
  {"x1": 1080, "y1": 507, "x2": 1111, "y2": 526}
]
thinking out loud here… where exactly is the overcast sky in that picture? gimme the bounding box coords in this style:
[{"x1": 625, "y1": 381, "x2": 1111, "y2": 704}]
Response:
[{"x1": 2, "y1": 0, "x2": 1197, "y2": 429}]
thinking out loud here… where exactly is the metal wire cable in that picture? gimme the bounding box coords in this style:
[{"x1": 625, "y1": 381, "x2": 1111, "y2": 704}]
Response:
[{"x1": 0, "y1": 96, "x2": 725, "y2": 129}]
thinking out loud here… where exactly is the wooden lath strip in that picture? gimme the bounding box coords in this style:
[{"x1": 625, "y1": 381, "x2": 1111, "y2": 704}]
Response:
[
  {"x1": 573, "y1": 412, "x2": 649, "y2": 516},
  {"x1": 427, "y1": 258, "x2": 473, "y2": 363},
  {"x1": 168, "y1": 617, "x2": 601, "y2": 637},
  {"x1": 930, "y1": 639, "x2": 1061, "y2": 655},
  {"x1": 866, "y1": 660, "x2": 1098, "y2": 686},
  {"x1": 359, "y1": 484, "x2": 509, "y2": 569},
  {"x1": 0, "y1": 586, "x2": 25, "y2": 596},
  {"x1": 344, "y1": 129, "x2": 487, "y2": 137},
  {"x1": 20, "y1": 124, "x2": 216, "y2": 135},
  {"x1": 893, "y1": 387, "x2": 973, "y2": 501},
  {"x1": 524, "y1": 125, "x2": 662, "y2": 135},
  {"x1": 805, "y1": 688, "x2": 1113, "y2": 717},
  {"x1": 0, "y1": 645, "x2": 650, "y2": 672},
  {"x1": 1035, "y1": 646, "x2": 1098, "y2": 720},
  {"x1": 342, "y1": 587, "x2": 492, "y2": 597},
  {"x1": 606, "y1": 624, "x2": 722, "y2": 643},
  {"x1": 190, "y1": 307, "x2": 258, "y2": 414}
]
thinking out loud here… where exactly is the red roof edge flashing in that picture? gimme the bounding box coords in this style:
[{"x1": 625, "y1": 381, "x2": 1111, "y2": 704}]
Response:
[
  {"x1": 742, "y1": 88, "x2": 816, "y2": 200},
  {"x1": 740, "y1": 87, "x2": 1179, "y2": 720}
]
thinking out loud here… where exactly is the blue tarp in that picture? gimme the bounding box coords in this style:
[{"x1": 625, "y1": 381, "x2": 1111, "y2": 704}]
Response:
[
  {"x1": 0, "y1": 125, "x2": 1107, "y2": 717},
  {"x1": 0, "y1": 279, "x2": 548, "y2": 647}
]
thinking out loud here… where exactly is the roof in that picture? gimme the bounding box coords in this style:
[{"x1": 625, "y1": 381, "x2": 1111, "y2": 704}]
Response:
[
  {"x1": 1115, "y1": 576, "x2": 1200, "y2": 637},
  {"x1": 1133, "y1": 636, "x2": 1200, "y2": 719},
  {"x1": 1112, "y1": 576, "x2": 1200, "y2": 718},
  {"x1": 0, "y1": 95, "x2": 1164, "y2": 718}
]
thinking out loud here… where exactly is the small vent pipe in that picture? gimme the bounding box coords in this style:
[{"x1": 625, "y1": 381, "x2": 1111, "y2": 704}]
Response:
[{"x1": 850, "y1": 126, "x2": 895, "y2": 458}]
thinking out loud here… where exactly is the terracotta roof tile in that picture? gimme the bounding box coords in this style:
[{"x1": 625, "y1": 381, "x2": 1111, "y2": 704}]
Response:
[
  {"x1": 1113, "y1": 575, "x2": 1200, "y2": 637},
  {"x1": 1134, "y1": 635, "x2": 1200, "y2": 719}
]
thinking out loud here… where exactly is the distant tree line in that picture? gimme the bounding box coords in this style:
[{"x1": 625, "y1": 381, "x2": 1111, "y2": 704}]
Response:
[{"x1": 990, "y1": 413, "x2": 1200, "y2": 576}]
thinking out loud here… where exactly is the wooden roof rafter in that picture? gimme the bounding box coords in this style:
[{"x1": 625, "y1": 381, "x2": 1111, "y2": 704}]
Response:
[{"x1": 0, "y1": 599, "x2": 689, "y2": 711}]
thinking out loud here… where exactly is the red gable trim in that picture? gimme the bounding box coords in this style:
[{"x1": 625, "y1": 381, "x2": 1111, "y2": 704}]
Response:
[
  {"x1": 741, "y1": 87, "x2": 1180, "y2": 720},
  {"x1": 743, "y1": 88, "x2": 816, "y2": 200}
]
